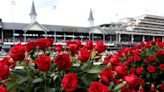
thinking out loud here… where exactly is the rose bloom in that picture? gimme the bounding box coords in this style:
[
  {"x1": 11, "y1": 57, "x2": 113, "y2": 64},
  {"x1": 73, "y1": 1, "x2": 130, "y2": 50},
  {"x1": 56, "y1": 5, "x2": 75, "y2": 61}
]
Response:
[
  {"x1": 69, "y1": 44, "x2": 78, "y2": 56},
  {"x1": 74, "y1": 39, "x2": 82, "y2": 48},
  {"x1": 145, "y1": 57, "x2": 151, "y2": 64},
  {"x1": 55, "y1": 44, "x2": 62, "y2": 52},
  {"x1": 0, "y1": 85, "x2": 8, "y2": 92},
  {"x1": 156, "y1": 50, "x2": 164, "y2": 57},
  {"x1": 109, "y1": 54, "x2": 121, "y2": 65},
  {"x1": 115, "y1": 65, "x2": 128, "y2": 77},
  {"x1": 136, "y1": 67, "x2": 143, "y2": 74},
  {"x1": 10, "y1": 43, "x2": 25, "y2": 61},
  {"x1": 147, "y1": 65, "x2": 156, "y2": 73},
  {"x1": 139, "y1": 78, "x2": 144, "y2": 85},
  {"x1": 127, "y1": 56, "x2": 133, "y2": 63},
  {"x1": 88, "y1": 82, "x2": 108, "y2": 92},
  {"x1": 134, "y1": 55, "x2": 140, "y2": 62},
  {"x1": 124, "y1": 74, "x2": 138, "y2": 88},
  {"x1": 36, "y1": 38, "x2": 47, "y2": 50},
  {"x1": 84, "y1": 40, "x2": 93, "y2": 49},
  {"x1": 1, "y1": 57, "x2": 10, "y2": 66},
  {"x1": 34, "y1": 54, "x2": 51, "y2": 72},
  {"x1": 99, "y1": 67, "x2": 114, "y2": 84},
  {"x1": 149, "y1": 55, "x2": 155, "y2": 61},
  {"x1": 130, "y1": 67, "x2": 136, "y2": 74},
  {"x1": 25, "y1": 40, "x2": 37, "y2": 53},
  {"x1": 78, "y1": 48, "x2": 91, "y2": 63},
  {"x1": 94, "y1": 41, "x2": 107, "y2": 53},
  {"x1": 121, "y1": 86, "x2": 131, "y2": 92},
  {"x1": 61, "y1": 73, "x2": 78, "y2": 92},
  {"x1": 0, "y1": 62, "x2": 9, "y2": 79},
  {"x1": 54, "y1": 53, "x2": 72, "y2": 70},
  {"x1": 160, "y1": 84, "x2": 164, "y2": 91},
  {"x1": 159, "y1": 64, "x2": 164, "y2": 70},
  {"x1": 46, "y1": 38, "x2": 53, "y2": 47},
  {"x1": 138, "y1": 88, "x2": 144, "y2": 92},
  {"x1": 103, "y1": 58, "x2": 109, "y2": 65}
]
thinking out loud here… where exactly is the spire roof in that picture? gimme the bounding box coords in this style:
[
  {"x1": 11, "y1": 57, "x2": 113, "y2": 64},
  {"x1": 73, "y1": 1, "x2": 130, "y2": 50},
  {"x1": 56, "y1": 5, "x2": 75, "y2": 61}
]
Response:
[
  {"x1": 88, "y1": 9, "x2": 94, "y2": 21},
  {"x1": 29, "y1": 1, "x2": 37, "y2": 16}
]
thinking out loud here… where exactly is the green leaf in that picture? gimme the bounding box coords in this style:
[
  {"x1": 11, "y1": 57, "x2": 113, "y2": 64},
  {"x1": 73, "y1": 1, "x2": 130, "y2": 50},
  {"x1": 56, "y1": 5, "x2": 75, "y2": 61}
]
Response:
[
  {"x1": 80, "y1": 62, "x2": 92, "y2": 71},
  {"x1": 108, "y1": 81, "x2": 115, "y2": 91},
  {"x1": 69, "y1": 66, "x2": 82, "y2": 73},
  {"x1": 112, "y1": 82, "x2": 126, "y2": 91},
  {"x1": 87, "y1": 66, "x2": 102, "y2": 73},
  {"x1": 17, "y1": 77, "x2": 28, "y2": 85},
  {"x1": 14, "y1": 69, "x2": 27, "y2": 76},
  {"x1": 7, "y1": 82, "x2": 17, "y2": 91},
  {"x1": 32, "y1": 78, "x2": 43, "y2": 84}
]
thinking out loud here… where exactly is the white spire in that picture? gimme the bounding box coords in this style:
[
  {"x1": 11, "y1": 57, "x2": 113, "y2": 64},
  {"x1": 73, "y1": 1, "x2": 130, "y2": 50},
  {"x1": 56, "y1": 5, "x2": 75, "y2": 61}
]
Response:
[
  {"x1": 29, "y1": 1, "x2": 37, "y2": 22},
  {"x1": 88, "y1": 9, "x2": 94, "y2": 26}
]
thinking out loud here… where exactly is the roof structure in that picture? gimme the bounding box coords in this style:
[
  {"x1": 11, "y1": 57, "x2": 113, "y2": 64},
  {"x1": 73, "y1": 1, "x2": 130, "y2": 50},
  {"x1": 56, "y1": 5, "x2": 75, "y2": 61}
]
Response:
[
  {"x1": 2, "y1": 22, "x2": 90, "y2": 33},
  {"x1": 23, "y1": 21, "x2": 49, "y2": 32}
]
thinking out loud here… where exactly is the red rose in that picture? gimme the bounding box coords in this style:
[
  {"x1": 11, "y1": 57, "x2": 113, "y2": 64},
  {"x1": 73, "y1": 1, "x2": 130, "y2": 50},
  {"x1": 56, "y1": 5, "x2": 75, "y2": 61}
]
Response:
[
  {"x1": 74, "y1": 39, "x2": 82, "y2": 48},
  {"x1": 127, "y1": 56, "x2": 133, "y2": 63},
  {"x1": 36, "y1": 38, "x2": 53, "y2": 50},
  {"x1": 46, "y1": 38, "x2": 53, "y2": 47},
  {"x1": 114, "y1": 79, "x2": 120, "y2": 85},
  {"x1": 134, "y1": 55, "x2": 140, "y2": 62},
  {"x1": 36, "y1": 38, "x2": 47, "y2": 50},
  {"x1": 84, "y1": 40, "x2": 93, "y2": 49},
  {"x1": 159, "y1": 84, "x2": 164, "y2": 91},
  {"x1": 150, "y1": 85, "x2": 156, "y2": 91},
  {"x1": 1, "y1": 57, "x2": 10, "y2": 66},
  {"x1": 78, "y1": 48, "x2": 91, "y2": 63},
  {"x1": 103, "y1": 58, "x2": 109, "y2": 65},
  {"x1": 54, "y1": 53, "x2": 72, "y2": 70},
  {"x1": 0, "y1": 85, "x2": 8, "y2": 92},
  {"x1": 88, "y1": 82, "x2": 108, "y2": 92},
  {"x1": 136, "y1": 67, "x2": 143, "y2": 74},
  {"x1": 147, "y1": 65, "x2": 156, "y2": 73},
  {"x1": 121, "y1": 86, "x2": 131, "y2": 92},
  {"x1": 61, "y1": 73, "x2": 78, "y2": 92},
  {"x1": 34, "y1": 54, "x2": 50, "y2": 72},
  {"x1": 156, "y1": 50, "x2": 164, "y2": 57},
  {"x1": 149, "y1": 55, "x2": 155, "y2": 61},
  {"x1": 139, "y1": 78, "x2": 144, "y2": 85},
  {"x1": 99, "y1": 68, "x2": 114, "y2": 84},
  {"x1": 69, "y1": 44, "x2": 78, "y2": 56},
  {"x1": 55, "y1": 44, "x2": 62, "y2": 52},
  {"x1": 145, "y1": 57, "x2": 150, "y2": 64},
  {"x1": 94, "y1": 41, "x2": 107, "y2": 53},
  {"x1": 124, "y1": 74, "x2": 138, "y2": 88},
  {"x1": 0, "y1": 62, "x2": 9, "y2": 79},
  {"x1": 109, "y1": 54, "x2": 121, "y2": 65},
  {"x1": 157, "y1": 42, "x2": 164, "y2": 48},
  {"x1": 25, "y1": 40, "x2": 37, "y2": 53},
  {"x1": 130, "y1": 67, "x2": 136, "y2": 73},
  {"x1": 115, "y1": 65, "x2": 128, "y2": 77},
  {"x1": 159, "y1": 64, "x2": 164, "y2": 70},
  {"x1": 10, "y1": 43, "x2": 25, "y2": 61},
  {"x1": 138, "y1": 88, "x2": 144, "y2": 92},
  {"x1": 145, "y1": 42, "x2": 151, "y2": 48}
]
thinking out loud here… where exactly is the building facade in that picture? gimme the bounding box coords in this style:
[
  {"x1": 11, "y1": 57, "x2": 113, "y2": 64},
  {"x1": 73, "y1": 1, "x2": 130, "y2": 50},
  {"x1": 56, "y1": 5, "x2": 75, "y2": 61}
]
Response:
[{"x1": 0, "y1": 1, "x2": 164, "y2": 52}]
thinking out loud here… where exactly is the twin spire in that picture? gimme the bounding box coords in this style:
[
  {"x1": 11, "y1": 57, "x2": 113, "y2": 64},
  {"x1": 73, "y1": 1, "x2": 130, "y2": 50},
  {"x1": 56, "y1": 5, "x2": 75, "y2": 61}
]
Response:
[
  {"x1": 29, "y1": 1, "x2": 94, "y2": 26},
  {"x1": 29, "y1": 1, "x2": 37, "y2": 23},
  {"x1": 88, "y1": 9, "x2": 94, "y2": 26}
]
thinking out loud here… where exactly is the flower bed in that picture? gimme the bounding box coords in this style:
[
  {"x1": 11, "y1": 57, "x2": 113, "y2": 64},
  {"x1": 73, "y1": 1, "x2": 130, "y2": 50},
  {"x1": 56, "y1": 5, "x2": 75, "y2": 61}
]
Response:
[{"x1": 0, "y1": 38, "x2": 163, "y2": 92}]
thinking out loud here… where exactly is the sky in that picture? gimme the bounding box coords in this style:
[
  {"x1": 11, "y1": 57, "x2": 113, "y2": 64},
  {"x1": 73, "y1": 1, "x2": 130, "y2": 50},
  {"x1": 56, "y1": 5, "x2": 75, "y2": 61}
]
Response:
[{"x1": 0, "y1": 0, "x2": 164, "y2": 27}]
